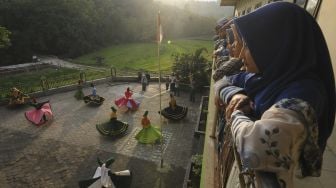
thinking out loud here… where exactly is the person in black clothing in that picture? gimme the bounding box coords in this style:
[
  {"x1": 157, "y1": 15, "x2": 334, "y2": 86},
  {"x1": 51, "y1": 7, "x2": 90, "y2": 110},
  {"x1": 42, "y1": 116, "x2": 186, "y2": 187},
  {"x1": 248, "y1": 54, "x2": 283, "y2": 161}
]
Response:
[
  {"x1": 165, "y1": 76, "x2": 170, "y2": 91},
  {"x1": 145, "y1": 72, "x2": 150, "y2": 85}
]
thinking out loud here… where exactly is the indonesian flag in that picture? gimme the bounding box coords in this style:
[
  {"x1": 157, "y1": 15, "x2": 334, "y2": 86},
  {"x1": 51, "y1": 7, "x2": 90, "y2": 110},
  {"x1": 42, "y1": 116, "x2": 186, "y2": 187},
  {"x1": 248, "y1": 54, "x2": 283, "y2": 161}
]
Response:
[{"x1": 157, "y1": 11, "x2": 163, "y2": 44}]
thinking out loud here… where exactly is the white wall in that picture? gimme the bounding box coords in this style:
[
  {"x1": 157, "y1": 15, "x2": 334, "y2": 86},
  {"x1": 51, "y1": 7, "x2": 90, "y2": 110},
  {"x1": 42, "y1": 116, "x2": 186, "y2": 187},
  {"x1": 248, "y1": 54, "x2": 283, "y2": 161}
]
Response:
[{"x1": 316, "y1": 0, "x2": 336, "y2": 80}]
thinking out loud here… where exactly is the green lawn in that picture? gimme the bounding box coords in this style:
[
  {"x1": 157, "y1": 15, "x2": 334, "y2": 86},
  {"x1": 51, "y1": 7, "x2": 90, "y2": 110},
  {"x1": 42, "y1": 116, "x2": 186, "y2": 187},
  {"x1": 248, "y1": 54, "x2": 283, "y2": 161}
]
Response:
[
  {"x1": 1, "y1": 38, "x2": 212, "y2": 100},
  {"x1": 73, "y1": 39, "x2": 213, "y2": 72}
]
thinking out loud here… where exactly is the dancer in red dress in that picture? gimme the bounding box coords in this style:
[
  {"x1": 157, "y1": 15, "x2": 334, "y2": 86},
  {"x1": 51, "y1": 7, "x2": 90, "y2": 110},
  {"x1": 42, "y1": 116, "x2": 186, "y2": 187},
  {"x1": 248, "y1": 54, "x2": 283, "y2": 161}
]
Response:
[{"x1": 115, "y1": 87, "x2": 140, "y2": 111}]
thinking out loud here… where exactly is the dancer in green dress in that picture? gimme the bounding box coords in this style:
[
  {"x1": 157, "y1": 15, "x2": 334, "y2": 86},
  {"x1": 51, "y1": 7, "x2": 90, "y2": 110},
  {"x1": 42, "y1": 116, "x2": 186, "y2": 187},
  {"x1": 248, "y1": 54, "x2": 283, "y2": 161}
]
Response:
[{"x1": 135, "y1": 111, "x2": 162, "y2": 144}]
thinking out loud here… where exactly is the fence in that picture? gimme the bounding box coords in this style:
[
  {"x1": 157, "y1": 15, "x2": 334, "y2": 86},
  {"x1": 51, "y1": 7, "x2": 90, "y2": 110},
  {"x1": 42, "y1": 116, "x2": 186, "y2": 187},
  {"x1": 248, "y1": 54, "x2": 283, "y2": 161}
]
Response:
[
  {"x1": 0, "y1": 68, "x2": 109, "y2": 102},
  {"x1": 0, "y1": 67, "x2": 173, "y2": 102}
]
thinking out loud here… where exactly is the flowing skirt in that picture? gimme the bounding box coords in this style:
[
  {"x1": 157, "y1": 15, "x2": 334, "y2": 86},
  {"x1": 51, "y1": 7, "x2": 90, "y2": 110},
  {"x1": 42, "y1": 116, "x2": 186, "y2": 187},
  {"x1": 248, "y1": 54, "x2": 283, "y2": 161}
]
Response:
[
  {"x1": 115, "y1": 97, "x2": 140, "y2": 111},
  {"x1": 84, "y1": 95, "x2": 105, "y2": 105},
  {"x1": 135, "y1": 126, "x2": 162, "y2": 144},
  {"x1": 78, "y1": 168, "x2": 132, "y2": 188},
  {"x1": 159, "y1": 105, "x2": 188, "y2": 120},
  {"x1": 96, "y1": 119, "x2": 128, "y2": 137},
  {"x1": 25, "y1": 103, "x2": 53, "y2": 126}
]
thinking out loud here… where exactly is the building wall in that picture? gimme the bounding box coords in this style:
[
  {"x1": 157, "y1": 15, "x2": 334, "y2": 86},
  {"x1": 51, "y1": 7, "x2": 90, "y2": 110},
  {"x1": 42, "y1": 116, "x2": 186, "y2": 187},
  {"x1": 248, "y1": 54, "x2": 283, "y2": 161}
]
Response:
[{"x1": 316, "y1": 0, "x2": 336, "y2": 80}]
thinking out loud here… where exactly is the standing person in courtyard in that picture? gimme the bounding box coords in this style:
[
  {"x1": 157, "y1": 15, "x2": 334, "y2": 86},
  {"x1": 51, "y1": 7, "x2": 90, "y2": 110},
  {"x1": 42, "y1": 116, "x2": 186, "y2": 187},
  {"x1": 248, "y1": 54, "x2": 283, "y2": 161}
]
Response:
[
  {"x1": 141, "y1": 72, "x2": 148, "y2": 91},
  {"x1": 174, "y1": 75, "x2": 180, "y2": 97},
  {"x1": 165, "y1": 76, "x2": 170, "y2": 91},
  {"x1": 221, "y1": 2, "x2": 335, "y2": 187},
  {"x1": 91, "y1": 83, "x2": 97, "y2": 97},
  {"x1": 145, "y1": 72, "x2": 150, "y2": 85},
  {"x1": 169, "y1": 72, "x2": 176, "y2": 95},
  {"x1": 189, "y1": 74, "x2": 196, "y2": 102}
]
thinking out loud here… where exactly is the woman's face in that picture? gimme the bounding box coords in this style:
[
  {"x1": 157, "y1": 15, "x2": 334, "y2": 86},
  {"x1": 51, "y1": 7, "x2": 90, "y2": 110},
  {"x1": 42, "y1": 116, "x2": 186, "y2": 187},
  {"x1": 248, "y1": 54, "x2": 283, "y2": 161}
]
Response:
[
  {"x1": 226, "y1": 33, "x2": 234, "y2": 57},
  {"x1": 231, "y1": 25, "x2": 243, "y2": 58},
  {"x1": 219, "y1": 29, "x2": 226, "y2": 39},
  {"x1": 240, "y1": 42, "x2": 259, "y2": 73}
]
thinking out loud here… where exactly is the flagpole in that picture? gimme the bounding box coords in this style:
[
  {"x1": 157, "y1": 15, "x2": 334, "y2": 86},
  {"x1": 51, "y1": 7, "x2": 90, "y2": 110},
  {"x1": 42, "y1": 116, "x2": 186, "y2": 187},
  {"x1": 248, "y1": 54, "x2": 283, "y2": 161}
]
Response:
[{"x1": 157, "y1": 11, "x2": 164, "y2": 168}]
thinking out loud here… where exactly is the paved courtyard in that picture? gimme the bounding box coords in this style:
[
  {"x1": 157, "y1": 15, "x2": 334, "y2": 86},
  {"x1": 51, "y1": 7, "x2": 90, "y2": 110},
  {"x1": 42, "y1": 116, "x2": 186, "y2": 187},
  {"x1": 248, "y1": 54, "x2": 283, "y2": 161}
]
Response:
[{"x1": 0, "y1": 82, "x2": 203, "y2": 187}]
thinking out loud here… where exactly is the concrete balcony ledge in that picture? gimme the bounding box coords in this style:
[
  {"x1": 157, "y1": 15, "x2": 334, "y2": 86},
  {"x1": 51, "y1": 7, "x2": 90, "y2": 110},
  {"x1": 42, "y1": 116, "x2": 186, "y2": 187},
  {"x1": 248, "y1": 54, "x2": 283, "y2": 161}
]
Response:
[
  {"x1": 200, "y1": 76, "x2": 217, "y2": 188},
  {"x1": 195, "y1": 96, "x2": 209, "y2": 135}
]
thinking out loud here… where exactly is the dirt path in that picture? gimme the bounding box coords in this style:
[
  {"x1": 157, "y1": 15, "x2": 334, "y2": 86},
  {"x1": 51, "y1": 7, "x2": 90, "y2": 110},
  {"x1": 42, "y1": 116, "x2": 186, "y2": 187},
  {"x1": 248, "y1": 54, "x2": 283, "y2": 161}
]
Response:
[
  {"x1": 40, "y1": 56, "x2": 106, "y2": 71},
  {"x1": 0, "y1": 56, "x2": 105, "y2": 72}
]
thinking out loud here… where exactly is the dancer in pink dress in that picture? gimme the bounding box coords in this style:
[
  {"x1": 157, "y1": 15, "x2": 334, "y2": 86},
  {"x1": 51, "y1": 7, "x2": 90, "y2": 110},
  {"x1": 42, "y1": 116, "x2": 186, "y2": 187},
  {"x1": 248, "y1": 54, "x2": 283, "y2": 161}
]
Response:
[
  {"x1": 115, "y1": 87, "x2": 140, "y2": 111},
  {"x1": 25, "y1": 98, "x2": 53, "y2": 126}
]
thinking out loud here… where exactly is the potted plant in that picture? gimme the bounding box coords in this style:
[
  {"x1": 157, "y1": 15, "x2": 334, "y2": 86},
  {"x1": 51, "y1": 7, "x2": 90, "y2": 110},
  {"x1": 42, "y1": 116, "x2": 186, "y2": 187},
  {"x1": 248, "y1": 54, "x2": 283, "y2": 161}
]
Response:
[{"x1": 184, "y1": 154, "x2": 203, "y2": 188}]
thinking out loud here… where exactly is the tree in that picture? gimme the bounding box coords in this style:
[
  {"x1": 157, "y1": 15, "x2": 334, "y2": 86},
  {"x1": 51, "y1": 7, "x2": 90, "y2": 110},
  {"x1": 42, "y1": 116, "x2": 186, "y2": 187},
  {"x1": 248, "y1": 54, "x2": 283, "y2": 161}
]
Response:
[
  {"x1": 0, "y1": 0, "x2": 215, "y2": 65},
  {"x1": 0, "y1": 26, "x2": 10, "y2": 48},
  {"x1": 172, "y1": 48, "x2": 211, "y2": 89}
]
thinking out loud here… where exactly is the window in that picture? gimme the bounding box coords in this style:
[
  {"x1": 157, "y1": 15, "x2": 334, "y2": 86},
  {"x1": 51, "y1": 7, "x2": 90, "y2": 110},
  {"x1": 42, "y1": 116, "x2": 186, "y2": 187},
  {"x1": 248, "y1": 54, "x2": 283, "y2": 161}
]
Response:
[
  {"x1": 266, "y1": 0, "x2": 321, "y2": 19},
  {"x1": 305, "y1": 0, "x2": 322, "y2": 18},
  {"x1": 295, "y1": 0, "x2": 307, "y2": 7}
]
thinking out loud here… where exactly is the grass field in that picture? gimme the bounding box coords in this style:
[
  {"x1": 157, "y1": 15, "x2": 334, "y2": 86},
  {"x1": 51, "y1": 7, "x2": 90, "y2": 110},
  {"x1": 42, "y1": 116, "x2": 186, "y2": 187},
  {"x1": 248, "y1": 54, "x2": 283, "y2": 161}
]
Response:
[
  {"x1": 1, "y1": 38, "x2": 213, "y2": 100},
  {"x1": 73, "y1": 39, "x2": 213, "y2": 72}
]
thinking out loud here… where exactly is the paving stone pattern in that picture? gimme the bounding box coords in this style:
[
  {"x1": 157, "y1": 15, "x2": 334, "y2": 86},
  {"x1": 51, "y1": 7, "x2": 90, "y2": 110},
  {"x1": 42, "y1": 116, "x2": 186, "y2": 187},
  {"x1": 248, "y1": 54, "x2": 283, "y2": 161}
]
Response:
[{"x1": 0, "y1": 83, "x2": 203, "y2": 187}]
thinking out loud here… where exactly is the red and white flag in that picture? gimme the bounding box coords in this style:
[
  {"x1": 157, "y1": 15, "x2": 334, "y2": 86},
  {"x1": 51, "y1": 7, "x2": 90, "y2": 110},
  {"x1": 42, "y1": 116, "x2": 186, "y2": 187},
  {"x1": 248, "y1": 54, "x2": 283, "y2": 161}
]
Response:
[{"x1": 157, "y1": 11, "x2": 163, "y2": 44}]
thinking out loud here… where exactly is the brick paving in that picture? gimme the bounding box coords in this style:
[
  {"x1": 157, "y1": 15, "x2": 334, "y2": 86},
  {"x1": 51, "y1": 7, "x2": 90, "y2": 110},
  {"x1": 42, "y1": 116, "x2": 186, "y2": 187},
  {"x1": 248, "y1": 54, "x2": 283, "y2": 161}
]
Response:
[{"x1": 0, "y1": 82, "x2": 203, "y2": 187}]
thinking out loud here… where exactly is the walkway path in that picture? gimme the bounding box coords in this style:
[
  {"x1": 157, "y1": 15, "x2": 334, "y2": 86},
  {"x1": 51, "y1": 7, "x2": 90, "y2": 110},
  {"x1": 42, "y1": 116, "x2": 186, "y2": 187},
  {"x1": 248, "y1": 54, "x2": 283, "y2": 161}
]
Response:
[
  {"x1": 0, "y1": 56, "x2": 105, "y2": 71},
  {"x1": 40, "y1": 56, "x2": 106, "y2": 71}
]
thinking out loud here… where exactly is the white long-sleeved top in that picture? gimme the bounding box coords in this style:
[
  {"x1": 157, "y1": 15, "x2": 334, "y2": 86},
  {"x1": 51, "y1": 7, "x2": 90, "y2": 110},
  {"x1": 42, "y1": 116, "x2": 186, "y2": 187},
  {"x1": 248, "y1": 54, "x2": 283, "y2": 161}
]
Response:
[{"x1": 229, "y1": 100, "x2": 311, "y2": 188}]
